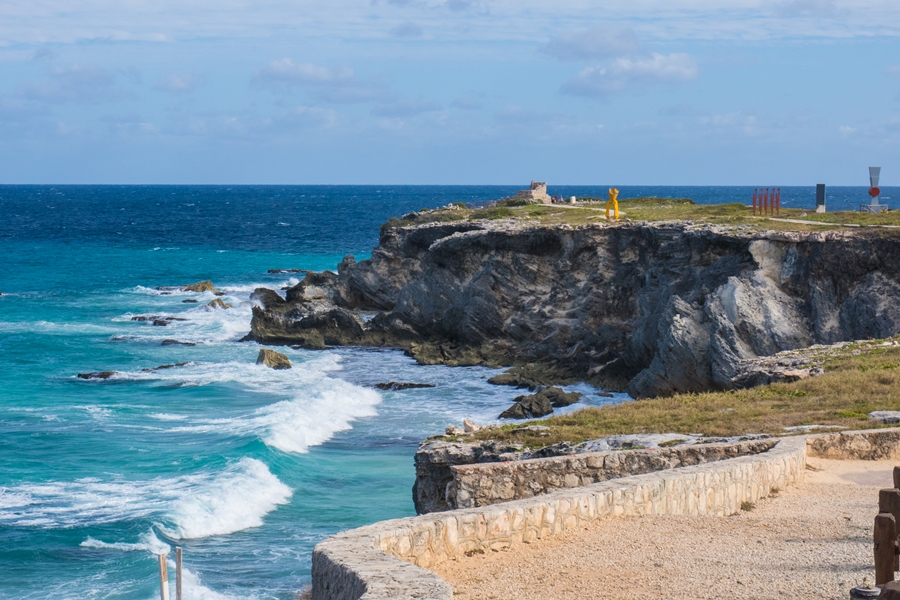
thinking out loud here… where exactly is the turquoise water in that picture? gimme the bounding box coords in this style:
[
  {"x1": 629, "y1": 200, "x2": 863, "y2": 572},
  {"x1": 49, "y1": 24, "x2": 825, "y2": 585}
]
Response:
[{"x1": 0, "y1": 184, "x2": 889, "y2": 599}]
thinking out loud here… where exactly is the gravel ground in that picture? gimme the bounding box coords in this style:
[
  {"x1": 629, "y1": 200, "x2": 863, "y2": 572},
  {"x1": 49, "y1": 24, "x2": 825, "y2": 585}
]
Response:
[{"x1": 432, "y1": 458, "x2": 893, "y2": 600}]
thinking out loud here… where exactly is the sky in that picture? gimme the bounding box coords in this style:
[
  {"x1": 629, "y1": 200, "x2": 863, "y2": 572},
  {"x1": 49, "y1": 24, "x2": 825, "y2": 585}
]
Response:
[{"x1": 0, "y1": 0, "x2": 898, "y2": 185}]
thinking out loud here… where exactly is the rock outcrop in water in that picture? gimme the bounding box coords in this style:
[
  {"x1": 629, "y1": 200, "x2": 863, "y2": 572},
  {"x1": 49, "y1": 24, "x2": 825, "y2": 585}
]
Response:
[
  {"x1": 257, "y1": 349, "x2": 292, "y2": 369},
  {"x1": 246, "y1": 219, "x2": 900, "y2": 397}
]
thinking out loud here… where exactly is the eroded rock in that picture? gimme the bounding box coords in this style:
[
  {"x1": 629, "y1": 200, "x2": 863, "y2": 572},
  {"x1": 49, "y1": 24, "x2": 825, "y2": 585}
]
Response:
[
  {"x1": 206, "y1": 298, "x2": 233, "y2": 310},
  {"x1": 184, "y1": 280, "x2": 221, "y2": 294},
  {"x1": 499, "y1": 387, "x2": 581, "y2": 419},
  {"x1": 374, "y1": 382, "x2": 436, "y2": 391},
  {"x1": 246, "y1": 220, "x2": 900, "y2": 398},
  {"x1": 77, "y1": 371, "x2": 117, "y2": 380},
  {"x1": 256, "y1": 349, "x2": 292, "y2": 369}
]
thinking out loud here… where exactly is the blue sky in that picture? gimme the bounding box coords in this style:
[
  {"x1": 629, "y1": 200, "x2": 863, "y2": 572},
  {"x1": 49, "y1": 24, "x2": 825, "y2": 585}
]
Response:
[{"x1": 0, "y1": 0, "x2": 897, "y2": 184}]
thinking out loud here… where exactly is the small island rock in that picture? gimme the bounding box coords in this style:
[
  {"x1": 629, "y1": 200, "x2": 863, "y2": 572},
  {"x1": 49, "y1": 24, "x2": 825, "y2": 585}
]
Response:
[
  {"x1": 184, "y1": 280, "x2": 222, "y2": 294},
  {"x1": 207, "y1": 298, "x2": 233, "y2": 310},
  {"x1": 499, "y1": 391, "x2": 554, "y2": 419},
  {"x1": 257, "y1": 349, "x2": 292, "y2": 370}
]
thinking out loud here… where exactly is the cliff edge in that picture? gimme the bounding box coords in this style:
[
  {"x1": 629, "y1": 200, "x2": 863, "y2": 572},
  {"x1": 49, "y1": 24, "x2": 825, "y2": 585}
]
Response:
[{"x1": 247, "y1": 218, "x2": 900, "y2": 398}]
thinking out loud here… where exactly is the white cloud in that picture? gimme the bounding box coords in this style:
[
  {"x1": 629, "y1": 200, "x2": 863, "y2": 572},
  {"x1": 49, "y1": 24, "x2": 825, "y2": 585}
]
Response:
[
  {"x1": 371, "y1": 99, "x2": 440, "y2": 117},
  {"x1": 19, "y1": 65, "x2": 129, "y2": 104},
  {"x1": 0, "y1": 0, "x2": 897, "y2": 46},
  {"x1": 541, "y1": 26, "x2": 640, "y2": 61},
  {"x1": 0, "y1": 98, "x2": 49, "y2": 121},
  {"x1": 562, "y1": 52, "x2": 698, "y2": 98},
  {"x1": 252, "y1": 58, "x2": 391, "y2": 104},
  {"x1": 777, "y1": 0, "x2": 836, "y2": 17},
  {"x1": 839, "y1": 125, "x2": 857, "y2": 135},
  {"x1": 154, "y1": 74, "x2": 201, "y2": 94},
  {"x1": 390, "y1": 21, "x2": 423, "y2": 38}
]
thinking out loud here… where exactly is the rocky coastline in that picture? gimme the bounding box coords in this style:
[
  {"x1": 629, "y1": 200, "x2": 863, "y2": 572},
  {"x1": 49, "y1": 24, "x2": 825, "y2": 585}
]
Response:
[{"x1": 245, "y1": 217, "x2": 900, "y2": 398}]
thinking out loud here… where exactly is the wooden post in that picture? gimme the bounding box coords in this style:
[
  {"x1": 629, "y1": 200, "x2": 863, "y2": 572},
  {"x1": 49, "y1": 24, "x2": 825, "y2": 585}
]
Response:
[
  {"x1": 875, "y1": 512, "x2": 897, "y2": 586},
  {"x1": 176, "y1": 547, "x2": 182, "y2": 600},
  {"x1": 158, "y1": 553, "x2": 170, "y2": 600},
  {"x1": 752, "y1": 189, "x2": 757, "y2": 215},
  {"x1": 776, "y1": 188, "x2": 781, "y2": 216},
  {"x1": 882, "y1": 489, "x2": 900, "y2": 571}
]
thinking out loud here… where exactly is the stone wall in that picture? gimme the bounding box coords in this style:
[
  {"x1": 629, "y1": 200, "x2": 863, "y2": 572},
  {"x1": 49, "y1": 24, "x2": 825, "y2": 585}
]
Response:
[
  {"x1": 312, "y1": 436, "x2": 806, "y2": 600},
  {"x1": 807, "y1": 428, "x2": 900, "y2": 460},
  {"x1": 448, "y1": 439, "x2": 777, "y2": 510}
]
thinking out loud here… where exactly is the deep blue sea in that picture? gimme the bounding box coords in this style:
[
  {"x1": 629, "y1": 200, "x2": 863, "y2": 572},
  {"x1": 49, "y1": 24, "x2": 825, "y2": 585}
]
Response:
[{"x1": 0, "y1": 184, "x2": 893, "y2": 599}]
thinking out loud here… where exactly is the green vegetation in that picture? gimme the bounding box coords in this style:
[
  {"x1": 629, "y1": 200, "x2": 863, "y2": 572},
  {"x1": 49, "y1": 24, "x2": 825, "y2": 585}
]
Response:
[
  {"x1": 469, "y1": 206, "x2": 515, "y2": 220},
  {"x1": 464, "y1": 338, "x2": 900, "y2": 448},
  {"x1": 379, "y1": 195, "x2": 900, "y2": 234}
]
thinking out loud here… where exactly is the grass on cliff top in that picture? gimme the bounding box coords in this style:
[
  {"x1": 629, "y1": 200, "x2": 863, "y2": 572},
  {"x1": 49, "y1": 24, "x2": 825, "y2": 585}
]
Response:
[
  {"x1": 466, "y1": 338, "x2": 900, "y2": 447},
  {"x1": 384, "y1": 196, "x2": 900, "y2": 234}
]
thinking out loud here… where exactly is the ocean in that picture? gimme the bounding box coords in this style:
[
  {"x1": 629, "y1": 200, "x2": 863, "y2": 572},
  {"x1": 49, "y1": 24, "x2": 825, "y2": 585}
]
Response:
[{"x1": 0, "y1": 184, "x2": 892, "y2": 599}]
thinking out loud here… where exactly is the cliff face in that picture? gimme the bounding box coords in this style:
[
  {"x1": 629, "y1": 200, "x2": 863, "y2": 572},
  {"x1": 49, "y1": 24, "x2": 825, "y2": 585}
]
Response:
[{"x1": 248, "y1": 220, "x2": 900, "y2": 397}]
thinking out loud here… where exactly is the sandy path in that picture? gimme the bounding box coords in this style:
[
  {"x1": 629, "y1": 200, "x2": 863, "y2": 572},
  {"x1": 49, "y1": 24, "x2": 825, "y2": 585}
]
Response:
[{"x1": 431, "y1": 459, "x2": 893, "y2": 600}]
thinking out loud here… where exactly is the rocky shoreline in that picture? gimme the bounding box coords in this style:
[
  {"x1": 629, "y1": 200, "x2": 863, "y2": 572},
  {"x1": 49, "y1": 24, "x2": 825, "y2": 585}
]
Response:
[{"x1": 245, "y1": 218, "x2": 900, "y2": 398}]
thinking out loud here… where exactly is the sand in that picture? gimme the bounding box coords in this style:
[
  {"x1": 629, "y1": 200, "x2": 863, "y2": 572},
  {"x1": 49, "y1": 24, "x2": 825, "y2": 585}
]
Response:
[{"x1": 431, "y1": 458, "x2": 895, "y2": 600}]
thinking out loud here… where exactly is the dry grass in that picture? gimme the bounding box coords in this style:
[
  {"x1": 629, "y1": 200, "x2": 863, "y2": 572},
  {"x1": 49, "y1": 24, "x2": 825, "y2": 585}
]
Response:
[
  {"x1": 389, "y1": 196, "x2": 900, "y2": 234},
  {"x1": 468, "y1": 341, "x2": 900, "y2": 447}
]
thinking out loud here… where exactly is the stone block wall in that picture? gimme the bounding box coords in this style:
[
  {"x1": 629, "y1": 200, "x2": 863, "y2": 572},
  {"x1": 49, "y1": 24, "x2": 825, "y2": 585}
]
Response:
[
  {"x1": 312, "y1": 436, "x2": 806, "y2": 600},
  {"x1": 807, "y1": 428, "x2": 900, "y2": 460},
  {"x1": 448, "y1": 439, "x2": 776, "y2": 509}
]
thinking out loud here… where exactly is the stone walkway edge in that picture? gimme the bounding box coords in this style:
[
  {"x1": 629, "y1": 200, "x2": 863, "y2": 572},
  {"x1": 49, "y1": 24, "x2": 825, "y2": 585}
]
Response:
[{"x1": 312, "y1": 435, "x2": 810, "y2": 600}]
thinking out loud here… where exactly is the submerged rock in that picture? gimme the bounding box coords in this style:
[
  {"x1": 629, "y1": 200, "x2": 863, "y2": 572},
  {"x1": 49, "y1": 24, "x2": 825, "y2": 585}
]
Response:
[
  {"x1": 142, "y1": 362, "x2": 190, "y2": 372},
  {"x1": 77, "y1": 371, "x2": 117, "y2": 380},
  {"x1": 161, "y1": 339, "x2": 196, "y2": 346},
  {"x1": 374, "y1": 382, "x2": 436, "y2": 391},
  {"x1": 182, "y1": 299, "x2": 198, "y2": 303},
  {"x1": 132, "y1": 315, "x2": 188, "y2": 324},
  {"x1": 268, "y1": 268, "x2": 303, "y2": 273},
  {"x1": 257, "y1": 349, "x2": 292, "y2": 370}
]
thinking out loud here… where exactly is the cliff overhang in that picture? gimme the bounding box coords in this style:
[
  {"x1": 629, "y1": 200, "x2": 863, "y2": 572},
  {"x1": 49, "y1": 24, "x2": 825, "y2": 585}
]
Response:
[{"x1": 247, "y1": 218, "x2": 900, "y2": 398}]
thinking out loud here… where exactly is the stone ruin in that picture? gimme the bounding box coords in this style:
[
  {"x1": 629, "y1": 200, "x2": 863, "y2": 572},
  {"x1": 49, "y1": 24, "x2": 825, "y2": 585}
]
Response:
[{"x1": 515, "y1": 180, "x2": 551, "y2": 204}]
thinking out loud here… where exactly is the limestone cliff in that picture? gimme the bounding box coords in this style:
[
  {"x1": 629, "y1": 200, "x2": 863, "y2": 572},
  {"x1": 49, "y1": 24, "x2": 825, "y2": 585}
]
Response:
[{"x1": 247, "y1": 219, "x2": 900, "y2": 397}]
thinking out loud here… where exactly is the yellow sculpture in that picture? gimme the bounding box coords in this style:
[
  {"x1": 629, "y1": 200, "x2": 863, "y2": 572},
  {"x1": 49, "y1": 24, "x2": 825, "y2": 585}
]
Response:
[{"x1": 606, "y1": 188, "x2": 619, "y2": 221}]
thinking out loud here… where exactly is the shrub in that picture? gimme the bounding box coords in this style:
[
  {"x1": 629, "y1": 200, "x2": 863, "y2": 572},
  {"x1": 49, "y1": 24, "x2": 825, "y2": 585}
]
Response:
[
  {"x1": 470, "y1": 206, "x2": 515, "y2": 220},
  {"x1": 379, "y1": 217, "x2": 414, "y2": 235}
]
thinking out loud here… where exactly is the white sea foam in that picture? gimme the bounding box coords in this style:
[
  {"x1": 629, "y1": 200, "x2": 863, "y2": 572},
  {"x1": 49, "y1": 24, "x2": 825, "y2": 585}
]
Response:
[
  {"x1": 0, "y1": 458, "x2": 290, "y2": 538},
  {"x1": 120, "y1": 354, "x2": 379, "y2": 453},
  {"x1": 81, "y1": 529, "x2": 171, "y2": 554},
  {"x1": 149, "y1": 413, "x2": 188, "y2": 421},
  {"x1": 172, "y1": 566, "x2": 239, "y2": 600},
  {"x1": 160, "y1": 458, "x2": 291, "y2": 539}
]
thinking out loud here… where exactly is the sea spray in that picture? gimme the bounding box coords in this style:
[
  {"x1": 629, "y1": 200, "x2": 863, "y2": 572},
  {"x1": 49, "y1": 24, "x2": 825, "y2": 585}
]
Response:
[
  {"x1": 160, "y1": 458, "x2": 291, "y2": 539},
  {"x1": 80, "y1": 528, "x2": 171, "y2": 554},
  {"x1": 0, "y1": 459, "x2": 290, "y2": 536}
]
